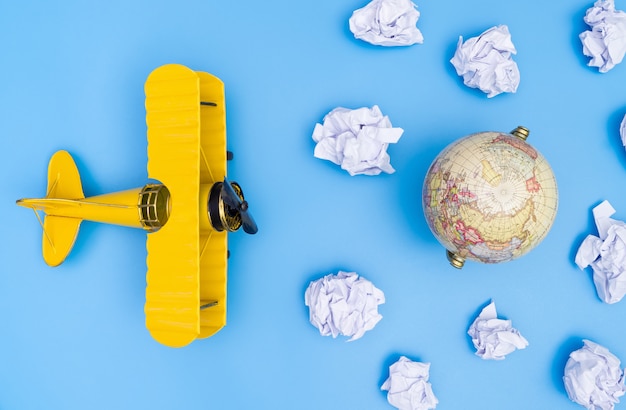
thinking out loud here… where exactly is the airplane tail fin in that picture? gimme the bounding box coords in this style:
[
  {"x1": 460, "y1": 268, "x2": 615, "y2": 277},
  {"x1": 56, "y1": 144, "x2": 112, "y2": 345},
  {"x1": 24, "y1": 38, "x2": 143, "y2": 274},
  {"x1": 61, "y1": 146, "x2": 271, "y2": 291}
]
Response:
[{"x1": 18, "y1": 150, "x2": 85, "y2": 266}]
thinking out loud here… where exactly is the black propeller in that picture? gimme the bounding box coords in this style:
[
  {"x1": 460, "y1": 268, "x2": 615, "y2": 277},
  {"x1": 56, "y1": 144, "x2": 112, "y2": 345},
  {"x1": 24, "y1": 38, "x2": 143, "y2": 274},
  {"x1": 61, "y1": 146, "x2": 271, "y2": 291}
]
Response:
[{"x1": 221, "y1": 178, "x2": 258, "y2": 234}]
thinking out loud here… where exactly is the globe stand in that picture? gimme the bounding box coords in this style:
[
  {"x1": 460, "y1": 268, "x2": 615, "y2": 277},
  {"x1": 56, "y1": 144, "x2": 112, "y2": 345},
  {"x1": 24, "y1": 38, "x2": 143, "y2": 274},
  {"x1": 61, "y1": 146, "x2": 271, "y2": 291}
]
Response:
[
  {"x1": 446, "y1": 250, "x2": 465, "y2": 269},
  {"x1": 510, "y1": 125, "x2": 529, "y2": 140}
]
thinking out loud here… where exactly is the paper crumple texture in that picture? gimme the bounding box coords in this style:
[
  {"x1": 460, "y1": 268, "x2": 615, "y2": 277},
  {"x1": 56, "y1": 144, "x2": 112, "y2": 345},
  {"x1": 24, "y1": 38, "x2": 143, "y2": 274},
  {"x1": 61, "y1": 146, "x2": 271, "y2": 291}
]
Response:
[
  {"x1": 380, "y1": 356, "x2": 438, "y2": 410},
  {"x1": 575, "y1": 200, "x2": 626, "y2": 304},
  {"x1": 563, "y1": 339, "x2": 626, "y2": 410},
  {"x1": 579, "y1": 0, "x2": 626, "y2": 73},
  {"x1": 304, "y1": 271, "x2": 385, "y2": 341},
  {"x1": 450, "y1": 25, "x2": 520, "y2": 98},
  {"x1": 312, "y1": 105, "x2": 403, "y2": 176},
  {"x1": 619, "y1": 115, "x2": 626, "y2": 148},
  {"x1": 467, "y1": 301, "x2": 529, "y2": 360},
  {"x1": 349, "y1": 0, "x2": 423, "y2": 47}
]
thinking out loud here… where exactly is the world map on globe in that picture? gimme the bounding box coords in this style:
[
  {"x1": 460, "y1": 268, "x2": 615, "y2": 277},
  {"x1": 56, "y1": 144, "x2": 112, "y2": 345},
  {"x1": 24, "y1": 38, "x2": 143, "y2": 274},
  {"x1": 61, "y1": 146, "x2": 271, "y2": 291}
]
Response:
[{"x1": 422, "y1": 129, "x2": 558, "y2": 267}]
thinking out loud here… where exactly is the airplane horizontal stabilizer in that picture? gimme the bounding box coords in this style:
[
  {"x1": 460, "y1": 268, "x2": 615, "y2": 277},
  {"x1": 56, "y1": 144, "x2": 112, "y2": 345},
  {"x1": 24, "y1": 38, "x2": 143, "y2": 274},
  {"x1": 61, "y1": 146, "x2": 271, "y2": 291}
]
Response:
[
  {"x1": 46, "y1": 150, "x2": 84, "y2": 200},
  {"x1": 42, "y1": 215, "x2": 82, "y2": 267}
]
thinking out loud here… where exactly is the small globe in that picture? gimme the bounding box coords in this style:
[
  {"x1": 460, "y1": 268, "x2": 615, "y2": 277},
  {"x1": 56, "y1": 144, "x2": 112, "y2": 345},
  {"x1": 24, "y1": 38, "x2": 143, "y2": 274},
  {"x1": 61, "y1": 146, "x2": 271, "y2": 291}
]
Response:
[{"x1": 422, "y1": 127, "x2": 558, "y2": 268}]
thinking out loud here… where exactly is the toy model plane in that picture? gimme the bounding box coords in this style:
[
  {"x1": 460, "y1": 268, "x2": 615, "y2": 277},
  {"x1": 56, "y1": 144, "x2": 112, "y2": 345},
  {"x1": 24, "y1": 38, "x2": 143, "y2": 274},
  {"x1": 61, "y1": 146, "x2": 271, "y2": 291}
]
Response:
[{"x1": 16, "y1": 64, "x2": 257, "y2": 347}]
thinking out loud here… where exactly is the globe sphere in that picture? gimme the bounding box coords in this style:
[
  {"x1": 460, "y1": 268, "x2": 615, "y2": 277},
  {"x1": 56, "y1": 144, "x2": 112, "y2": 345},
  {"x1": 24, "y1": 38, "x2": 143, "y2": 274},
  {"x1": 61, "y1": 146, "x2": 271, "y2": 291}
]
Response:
[{"x1": 422, "y1": 127, "x2": 558, "y2": 268}]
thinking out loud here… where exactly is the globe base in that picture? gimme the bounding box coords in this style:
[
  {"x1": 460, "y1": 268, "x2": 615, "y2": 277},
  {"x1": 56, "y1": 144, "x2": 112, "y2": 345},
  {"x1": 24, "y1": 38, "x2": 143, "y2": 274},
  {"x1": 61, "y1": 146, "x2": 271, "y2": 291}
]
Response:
[{"x1": 446, "y1": 250, "x2": 466, "y2": 269}]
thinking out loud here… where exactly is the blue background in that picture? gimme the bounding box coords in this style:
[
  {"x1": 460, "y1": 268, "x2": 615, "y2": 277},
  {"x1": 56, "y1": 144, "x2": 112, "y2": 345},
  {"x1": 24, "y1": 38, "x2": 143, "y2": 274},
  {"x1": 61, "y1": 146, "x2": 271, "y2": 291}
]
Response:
[{"x1": 2, "y1": 1, "x2": 626, "y2": 409}]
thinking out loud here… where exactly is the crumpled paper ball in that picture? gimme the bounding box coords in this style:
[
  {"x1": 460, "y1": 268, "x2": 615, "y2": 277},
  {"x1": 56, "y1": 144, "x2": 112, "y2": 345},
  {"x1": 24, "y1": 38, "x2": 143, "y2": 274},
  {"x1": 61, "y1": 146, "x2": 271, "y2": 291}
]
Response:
[
  {"x1": 467, "y1": 301, "x2": 529, "y2": 360},
  {"x1": 381, "y1": 356, "x2": 438, "y2": 410},
  {"x1": 304, "y1": 271, "x2": 385, "y2": 341},
  {"x1": 450, "y1": 25, "x2": 520, "y2": 98},
  {"x1": 563, "y1": 339, "x2": 626, "y2": 410},
  {"x1": 580, "y1": 0, "x2": 626, "y2": 73},
  {"x1": 575, "y1": 200, "x2": 626, "y2": 304},
  {"x1": 311, "y1": 105, "x2": 403, "y2": 176},
  {"x1": 349, "y1": 0, "x2": 423, "y2": 47}
]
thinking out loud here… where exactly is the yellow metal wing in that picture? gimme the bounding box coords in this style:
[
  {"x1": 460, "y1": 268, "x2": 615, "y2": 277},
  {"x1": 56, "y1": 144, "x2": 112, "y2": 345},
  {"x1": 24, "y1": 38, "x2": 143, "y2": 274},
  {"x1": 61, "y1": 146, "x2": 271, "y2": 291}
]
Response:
[
  {"x1": 144, "y1": 64, "x2": 227, "y2": 347},
  {"x1": 197, "y1": 71, "x2": 228, "y2": 339}
]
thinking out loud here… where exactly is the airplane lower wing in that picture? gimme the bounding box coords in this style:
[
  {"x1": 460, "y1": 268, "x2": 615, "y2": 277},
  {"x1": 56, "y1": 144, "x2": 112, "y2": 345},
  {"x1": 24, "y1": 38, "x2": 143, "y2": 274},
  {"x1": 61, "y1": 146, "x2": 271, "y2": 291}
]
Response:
[{"x1": 197, "y1": 71, "x2": 228, "y2": 339}]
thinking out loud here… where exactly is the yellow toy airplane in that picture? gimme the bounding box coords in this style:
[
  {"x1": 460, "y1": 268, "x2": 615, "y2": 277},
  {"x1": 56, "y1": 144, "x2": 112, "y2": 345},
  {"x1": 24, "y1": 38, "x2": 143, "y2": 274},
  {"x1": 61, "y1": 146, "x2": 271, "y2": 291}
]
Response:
[{"x1": 16, "y1": 64, "x2": 257, "y2": 347}]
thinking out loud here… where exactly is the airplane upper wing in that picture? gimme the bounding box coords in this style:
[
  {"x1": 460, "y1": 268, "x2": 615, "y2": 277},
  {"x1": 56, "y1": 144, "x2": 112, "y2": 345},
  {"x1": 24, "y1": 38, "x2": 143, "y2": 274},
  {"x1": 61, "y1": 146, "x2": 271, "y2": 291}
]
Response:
[{"x1": 144, "y1": 64, "x2": 201, "y2": 347}]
